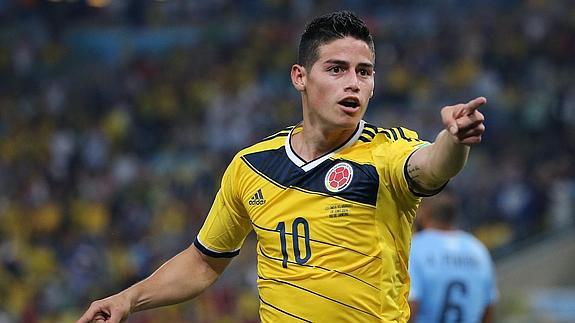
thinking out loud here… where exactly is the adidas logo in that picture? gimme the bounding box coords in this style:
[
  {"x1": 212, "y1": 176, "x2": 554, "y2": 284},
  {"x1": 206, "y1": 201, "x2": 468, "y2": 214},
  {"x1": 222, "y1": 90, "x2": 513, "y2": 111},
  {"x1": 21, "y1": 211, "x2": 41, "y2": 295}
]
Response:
[{"x1": 249, "y1": 189, "x2": 266, "y2": 206}]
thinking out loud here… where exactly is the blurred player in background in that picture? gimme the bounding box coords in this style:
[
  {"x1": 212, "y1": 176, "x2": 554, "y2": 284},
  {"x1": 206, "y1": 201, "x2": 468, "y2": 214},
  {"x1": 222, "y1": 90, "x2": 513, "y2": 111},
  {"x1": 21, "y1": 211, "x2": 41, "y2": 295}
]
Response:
[
  {"x1": 78, "y1": 10, "x2": 486, "y2": 323},
  {"x1": 409, "y1": 190, "x2": 498, "y2": 323}
]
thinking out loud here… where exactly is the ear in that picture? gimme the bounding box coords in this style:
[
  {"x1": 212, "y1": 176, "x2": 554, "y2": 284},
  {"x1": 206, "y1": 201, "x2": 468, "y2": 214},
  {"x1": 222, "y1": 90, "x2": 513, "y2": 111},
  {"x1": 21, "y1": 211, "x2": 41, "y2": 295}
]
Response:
[
  {"x1": 370, "y1": 71, "x2": 375, "y2": 97},
  {"x1": 291, "y1": 64, "x2": 306, "y2": 92}
]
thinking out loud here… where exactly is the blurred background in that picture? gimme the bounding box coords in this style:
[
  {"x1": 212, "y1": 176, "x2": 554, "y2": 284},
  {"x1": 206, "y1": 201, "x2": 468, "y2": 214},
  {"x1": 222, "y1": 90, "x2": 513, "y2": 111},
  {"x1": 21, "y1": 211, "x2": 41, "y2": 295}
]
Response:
[{"x1": 0, "y1": 0, "x2": 574, "y2": 322}]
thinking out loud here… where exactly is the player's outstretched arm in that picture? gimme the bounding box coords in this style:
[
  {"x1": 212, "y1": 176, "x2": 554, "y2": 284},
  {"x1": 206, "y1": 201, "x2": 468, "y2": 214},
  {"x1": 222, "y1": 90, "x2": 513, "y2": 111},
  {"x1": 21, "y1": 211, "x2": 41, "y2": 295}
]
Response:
[
  {"x1": 408, "y1": 97, "x2": 486, "y2": 191},
  {"x1": 76, "y1": 244, "x2": 231, "y2": 323}
]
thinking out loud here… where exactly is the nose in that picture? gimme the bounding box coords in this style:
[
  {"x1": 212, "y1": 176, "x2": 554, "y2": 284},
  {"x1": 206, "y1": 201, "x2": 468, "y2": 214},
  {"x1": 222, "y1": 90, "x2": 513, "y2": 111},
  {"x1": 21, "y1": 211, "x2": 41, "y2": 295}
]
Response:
[{"x1": 345, "y1": 73, "x2": 360, "y2": 92}]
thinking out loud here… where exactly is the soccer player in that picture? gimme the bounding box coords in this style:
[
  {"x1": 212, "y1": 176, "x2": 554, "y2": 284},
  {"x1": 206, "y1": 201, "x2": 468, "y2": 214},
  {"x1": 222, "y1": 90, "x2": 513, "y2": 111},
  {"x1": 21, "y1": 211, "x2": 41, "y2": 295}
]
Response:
[
  {"x1": 77, "y1": 10, "x2": 486, "y2": 323},
  {"x1": 408, "y1": 191, "x2": 498, "y2": 323}
]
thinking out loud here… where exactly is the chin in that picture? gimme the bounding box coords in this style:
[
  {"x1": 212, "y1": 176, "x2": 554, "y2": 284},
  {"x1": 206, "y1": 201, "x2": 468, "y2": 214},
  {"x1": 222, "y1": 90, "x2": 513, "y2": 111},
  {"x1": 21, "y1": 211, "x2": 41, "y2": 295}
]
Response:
[
  {"x1": 340, "y1": 110, "x2": 364, "y2": 125},
  {"x1": 332, "y1": 116, "x2": 361, "y2": 130}
]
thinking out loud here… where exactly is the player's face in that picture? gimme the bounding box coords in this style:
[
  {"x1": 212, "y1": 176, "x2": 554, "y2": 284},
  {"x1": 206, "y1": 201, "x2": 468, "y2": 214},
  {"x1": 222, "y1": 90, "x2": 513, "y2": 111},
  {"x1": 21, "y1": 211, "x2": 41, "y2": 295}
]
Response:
[{"x1": 301, "y1": 36, "x2": 375, "y2": 130}]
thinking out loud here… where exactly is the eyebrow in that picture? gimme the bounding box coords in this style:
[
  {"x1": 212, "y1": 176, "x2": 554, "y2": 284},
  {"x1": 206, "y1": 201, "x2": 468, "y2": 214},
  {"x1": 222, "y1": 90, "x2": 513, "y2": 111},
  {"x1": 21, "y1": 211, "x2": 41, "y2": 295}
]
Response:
[{"x1": 323, "y1": 59, "x2": 374, "y2": 69}]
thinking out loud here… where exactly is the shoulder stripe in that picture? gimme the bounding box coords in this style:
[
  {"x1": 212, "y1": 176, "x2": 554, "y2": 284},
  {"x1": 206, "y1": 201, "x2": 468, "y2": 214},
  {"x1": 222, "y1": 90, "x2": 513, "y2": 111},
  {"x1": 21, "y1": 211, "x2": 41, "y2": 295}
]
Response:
[
  {"x1": 363, "y1": 123, "x2": 378, "y2": 132},
  {"x1": 258, "y1": 275, "x2": 380, "y2": 318},
  {"x1": 388, "y1": 128, "x2": 399, "y2": 140},
  {"x1": 259, "y1": 296, "x2": 312, "y2": 322},
  {"x1": 261, "y1": 128, "x2": 292, "y2": 143},
  {"x1": 257, "y1": 246, "x2": 380, "y2": 291},
  {"x1": 365, "y1": 123, "x2": 421, "y2": 142},
  {"x1": 362, "y1": 127, "x2": 376, "y2": 138},
  {"x1": 395, "y1": 127, "x2": 421, "y2": 142},
  {"x1": 360, "y1": 122, "x2": 377, "y2": 142},
  {"x1": 361, "y1": 130, "x2": 375, "y2": 139},
  {"x1": 395, "y1": 127, "x2": 411, "y2": 141},
  {"x1": 380, "y1": 129, "x2": 392, "y2": 139},
  {"x1": 364, "y1": 124, "x2": 414, "y2": 142}
]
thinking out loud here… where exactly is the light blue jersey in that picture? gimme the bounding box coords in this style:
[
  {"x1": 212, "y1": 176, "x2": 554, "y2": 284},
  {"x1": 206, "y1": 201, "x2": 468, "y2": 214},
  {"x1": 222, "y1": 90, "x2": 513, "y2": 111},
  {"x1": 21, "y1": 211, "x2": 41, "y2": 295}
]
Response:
[{"x1": 409, "y1": 229, "x2": 498, "y2": 323}]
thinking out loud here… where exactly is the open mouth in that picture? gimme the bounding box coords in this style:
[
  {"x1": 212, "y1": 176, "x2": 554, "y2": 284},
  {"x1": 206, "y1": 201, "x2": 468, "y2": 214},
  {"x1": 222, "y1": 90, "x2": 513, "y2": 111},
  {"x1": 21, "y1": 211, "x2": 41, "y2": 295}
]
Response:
[{"x1": 338, "y1": 97, "x2": 360, "y2": 109}]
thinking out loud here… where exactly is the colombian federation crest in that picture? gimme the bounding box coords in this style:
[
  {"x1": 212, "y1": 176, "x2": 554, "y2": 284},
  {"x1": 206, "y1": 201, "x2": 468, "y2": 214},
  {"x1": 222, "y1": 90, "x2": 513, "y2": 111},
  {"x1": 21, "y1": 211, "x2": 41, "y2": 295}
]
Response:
[{"x1": 325, "y1": 162, "x2": 354, "y2": 193}]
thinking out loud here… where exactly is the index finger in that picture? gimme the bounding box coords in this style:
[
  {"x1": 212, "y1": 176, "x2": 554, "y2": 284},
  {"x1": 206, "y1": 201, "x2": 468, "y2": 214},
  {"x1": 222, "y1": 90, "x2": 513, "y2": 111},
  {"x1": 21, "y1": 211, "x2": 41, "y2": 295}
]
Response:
[
  {"x1": 76, "y1": 312, "x2": 93, "y2": 323},
  {"x1": 76, "y1": 307, "x2": 106, "y2": 323},
  {"x1": 462, "y1": 96, "x2": 487, "y2": 115}
]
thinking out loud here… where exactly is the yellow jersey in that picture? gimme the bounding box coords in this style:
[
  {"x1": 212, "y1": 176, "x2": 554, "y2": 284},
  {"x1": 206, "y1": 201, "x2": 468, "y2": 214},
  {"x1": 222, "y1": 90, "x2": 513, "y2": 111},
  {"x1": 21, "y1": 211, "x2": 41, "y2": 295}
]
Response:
[{"x1": 195, "y1": 120, "x2": 432, "y2": 322}]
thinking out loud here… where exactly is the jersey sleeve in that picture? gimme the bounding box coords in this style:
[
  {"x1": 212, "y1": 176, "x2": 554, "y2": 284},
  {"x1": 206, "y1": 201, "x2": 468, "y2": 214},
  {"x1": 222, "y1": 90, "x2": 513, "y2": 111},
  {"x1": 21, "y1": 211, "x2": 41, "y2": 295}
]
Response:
[
  {"x1": 373, "y1": 127, "x2": 430, "y2": 204},
  {"x1": 194, "y1": 157, "x2": 253, "y2": 258}
]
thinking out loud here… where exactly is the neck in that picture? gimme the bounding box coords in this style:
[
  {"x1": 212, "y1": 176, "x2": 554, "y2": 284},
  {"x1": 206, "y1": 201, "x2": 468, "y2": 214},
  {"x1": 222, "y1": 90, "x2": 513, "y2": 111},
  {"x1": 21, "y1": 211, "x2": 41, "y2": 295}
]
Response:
[{"x1": 291, "y1": 122, "x2": 358, "y2": 162}]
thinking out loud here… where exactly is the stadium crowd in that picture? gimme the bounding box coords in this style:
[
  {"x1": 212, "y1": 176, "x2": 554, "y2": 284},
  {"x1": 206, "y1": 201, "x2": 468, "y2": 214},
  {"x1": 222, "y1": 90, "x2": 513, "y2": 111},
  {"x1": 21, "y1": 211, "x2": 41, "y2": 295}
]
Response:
[{"x1": 0, "y1": 0, "x2": 574, "y2": 322}]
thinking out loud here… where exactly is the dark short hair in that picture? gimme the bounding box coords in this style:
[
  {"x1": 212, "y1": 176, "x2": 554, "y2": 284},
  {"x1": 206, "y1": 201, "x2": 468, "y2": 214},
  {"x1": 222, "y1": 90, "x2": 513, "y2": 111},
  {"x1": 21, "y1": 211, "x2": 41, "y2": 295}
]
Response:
[
  {"x1": 427, "y1": 191, "x2": 459, "y2": 224},
  {"x1": 298, "y1": 10, "x2": 375, "y2": 68}
]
